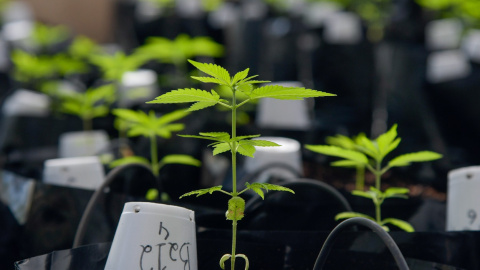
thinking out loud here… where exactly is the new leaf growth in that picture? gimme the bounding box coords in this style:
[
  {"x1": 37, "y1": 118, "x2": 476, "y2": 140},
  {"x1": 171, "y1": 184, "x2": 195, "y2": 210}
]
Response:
[{"x1": 305, "y1": 124, "x2": 442, "y2": 232}]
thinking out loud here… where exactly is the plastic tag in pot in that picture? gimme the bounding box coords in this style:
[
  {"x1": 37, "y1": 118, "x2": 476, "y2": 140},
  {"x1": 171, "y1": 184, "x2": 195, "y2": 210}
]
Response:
[
  {"x1": 105, "y1": 202, "x2": 197, "y2": 270},
  {"x1": 447, "y1": 166, "x2": 480, "y2": 231}
]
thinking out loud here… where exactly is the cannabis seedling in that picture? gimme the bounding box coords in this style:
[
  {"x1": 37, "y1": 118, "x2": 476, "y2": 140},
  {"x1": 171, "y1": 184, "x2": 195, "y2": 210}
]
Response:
[
  {"x1": 135, "y1": 34, "x2": 223, "y2": 87},
  {"x1": 59, "y1": 84, "x2": 115, "y2": 131},
  {"x1": 306, "y1": 124, "x2": 442, "y2": 232},
  {"x1": 147, "y1": 60, "x2": 335, "y2": 269},
  {"x1": 111, "y1": 108, "x2": 201, "y2": 178}
]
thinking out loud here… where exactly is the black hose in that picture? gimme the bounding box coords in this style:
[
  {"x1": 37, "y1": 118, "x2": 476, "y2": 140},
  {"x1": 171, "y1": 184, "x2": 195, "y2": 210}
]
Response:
[
  {"x1": 313, "y1": 217, "x2": 409, "y2": 270},
  {"x1": 72, "y1": 163, "x2": 155, "y2": 248}
]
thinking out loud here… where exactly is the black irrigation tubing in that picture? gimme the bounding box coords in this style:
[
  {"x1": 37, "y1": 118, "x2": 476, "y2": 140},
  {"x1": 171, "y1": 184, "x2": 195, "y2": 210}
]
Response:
[
  {"x1": 313, "y1": 217, "x2": 409, "y2": 270},
  {"x1": 73, "y1": 163, "x2": 155, "y2": 248}
]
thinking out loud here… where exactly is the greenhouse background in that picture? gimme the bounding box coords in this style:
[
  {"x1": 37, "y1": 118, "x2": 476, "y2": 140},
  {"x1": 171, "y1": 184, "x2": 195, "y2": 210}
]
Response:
[{"x1": 1, "y1": 0, "x2": 480, "y2": 269}]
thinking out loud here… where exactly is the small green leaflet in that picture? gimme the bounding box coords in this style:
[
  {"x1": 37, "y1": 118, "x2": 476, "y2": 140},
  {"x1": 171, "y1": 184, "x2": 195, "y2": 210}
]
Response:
[
  {"x1": 381, "y1": 218, "x2": 415, "y2": 232},
  {"x1": 188, "y1": 60, "x2": 231, "y2": 85},
  {"x1": 305, "y1": 145, "x2": 369, "y2": 165},
  {"x1": 231, "y1": 68, "x2": 249, "y2": 85},
  {"x1": 147, "y1": 88, "x2": 221, "y2": 112},
  {"x1": 179, "y1": 185, "x2": 223, "y2": 198},
  {"x1": 335, "y1": 212, "x2": 375, "y2": 221},
  {"x1": 109, "y1": 156, "x2": 151, "y2": 168},
  {"x1": 213, "y1": 143, "x2": 231, "y2": 155},
  {"x1": 245, "y1": 182, "x2": 295, "y2": 199},
  {"x1": 237, "y1": 142, "x2": 256, "y2": 157},
  {"x1": 158, "y1": 154, "x2": 201, "y2": 168},
  {"x1": 248, "y1": 85, "x2": 336, "y2": 100},
  {"x1": 388, "y1": 151, "x2": 442, "y2": 167},
  {"x1": 383, "y1": 187, "x2": 409, "y2": 199}
]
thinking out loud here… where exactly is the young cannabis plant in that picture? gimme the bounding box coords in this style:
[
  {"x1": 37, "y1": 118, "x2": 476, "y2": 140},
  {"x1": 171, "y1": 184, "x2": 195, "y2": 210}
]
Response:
[
  {"x1": 110, "y1": 108, "x2": 201, "y2": 178},
  {"x1": 135, "y1": 34, "x2": 223, "y2": 87},
  {"x1": 59, "y1": 84, "x2": 115, "y2": 131},
  {"x1": 305, "y1": 124, "x2": 442, "y2": 232},
  {"x1": 90, "y1": 51, "x2": 146, "y2": 82},
  {"x1": 147, "y1": 59, "x2": 335, "y2": 270}
]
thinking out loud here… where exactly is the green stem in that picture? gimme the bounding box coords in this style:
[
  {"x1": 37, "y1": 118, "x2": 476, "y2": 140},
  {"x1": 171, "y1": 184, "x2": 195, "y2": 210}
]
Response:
[
  {"x1": 375, "y1": 199, "x2": 382, "y2": 224},
  {"x1": 83, "y1": 116, "x2": 92, "y2": 131},
  {"x1": 375, "y1": 161, "x2": 382, "y2": 190},
  {"x1": 150, "y1": 134, "x2": 159, "y2": 177},
  {"x1": 355, "y1": 166, "x2": 365, "y2": 190},
  {"x1": 231, "y1": 219, "x2": 237, "y2": 270},
  {"x1": 231, "y1": 87, "x2": 238, "y2": 270}
]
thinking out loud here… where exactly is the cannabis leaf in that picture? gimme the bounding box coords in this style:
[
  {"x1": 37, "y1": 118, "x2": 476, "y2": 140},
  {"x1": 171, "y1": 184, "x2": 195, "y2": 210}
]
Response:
[
  {"x1": 180, "y1": 185, "x2": 224, "y2": 198},
  {"x1": 388, "y1": 151, "x2": 443, "y2": 168},
  {"x1": 305, "y1": 145, "x2": 369, "y2": 166},
  {"x1": 243, "y1": 182, "x2": 295, "y2": 199},
  {"x1": 113, "y1": 109, "x2": 189, "y2": 139},
  {"x1": 158, "y1": 154, "x2": 201, "y2": 168},
  {"x1": 60, "y1": 84, "x2": 115, "y2": 130},
  {"x1": 89, "y1": 51, "x2": 145, "y2": 81},
  {"x1": 189, "y1": 60, "x2": 231, "y2": 85},
  {"x1": 147, "y1": 88, "x2": 222, "y2": 111},
  {"x1": 248, "y1": 85, "x2": 336, "y2": 100},
  {"x1": 109, "y1": 156, "x2": 151, "y2": 168}
]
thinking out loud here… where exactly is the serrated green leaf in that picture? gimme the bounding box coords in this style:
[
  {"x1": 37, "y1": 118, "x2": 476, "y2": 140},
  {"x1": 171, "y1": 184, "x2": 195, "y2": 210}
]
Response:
[
  {"x1": 260, "y1": 183, "x2": 295, "y2": 193},
  {"x1": 158, "y1": 154, "x2": 201, "y2": 167},
  {"x1": 113, "y1": 109, "x2": 147, "y2": 123},
  {"x1": 356, "y1": 134, "x2": 378, "y2": 158},
  {"x1": 191, "y1": 76, "x2": 225, "y2": 84},
  {"x1": 163, "y1": 123, "x2": 185, "y2": 133},
  {"x1": 188, "y1": 59, "x2": 230, "y2": 85},
  {"x1": 352, "y1": 190, "x2": 376, "y2": 200},
  {"x1": 250, "y1": 187, "x2": 265, "y2": 199},
  {"x1": 249, "y1": 85, "x2": 336, "y2": 100},
  {"x1": 179, "y1": 185, "x2": 223, "y2": 198},
  {"x1": 127, "y1": 125, "x2": 152, "y2": 137},
  {"x1": 305, "y1": 145, "x2": 369, "y2": 165},
  {"x1": 388, "y1": 151, "x2": 443, "y2": 168},
  {"x1": 376, "y1": 124, "x2": 399, "y2": 159},
  {"x1": 188, "y1": 101, "x2": 218, "y2": 111},
  {"x1": 236, "y1": 84, "x2": 254, "y2": 95},
  {"x1": 179, "y1": 134, "x2": 229, "y2": 142},
  {"x1": 376, "y1": 124, "x2": 397, "y2": 151},
  {"x1": 231, "y1": 68, "x2": 249, "y2": 85},
  {"x1": 381, "y1": 218, "x2": 415, "y2": 232},
  {"x1": 335, "y1": 212, "x2": 375, "y2": 221},
  {"x1": 148, "y1": 88, "x2": 220, "y2": 105},
  {"x1": 234, "y1": 135, "x2": 261, "y2": 141},
  {"x1": 241, "y1": 139, "x2": 281, "y2": 147},
  {"x1": 237, "y1": 143, "x2": 256, "y2": 157},
  {"x1": 384, "y1": 187, "x2": 410, "y2": 199},
  {"x1": 213, "y1": 142, "x2": 232, "y2": 155},
  {"x1": 109, "y1": 156, "x2": 151, "y2": 168},
  {"x1": 242, "y1": 80, "x2": 270, "y2": 84},
  {"x1": 330, "y1": 160, "x2": 359, "y2": 168},
  {"x1": 245, "y1": 182, "x2": 295, "y2": 195},
  {"x1": 156, "y1": 109, "x2": 190, "y2": 125},
  {"x1": 326, "y1": 135, "x2": 356, "y2": 150}
]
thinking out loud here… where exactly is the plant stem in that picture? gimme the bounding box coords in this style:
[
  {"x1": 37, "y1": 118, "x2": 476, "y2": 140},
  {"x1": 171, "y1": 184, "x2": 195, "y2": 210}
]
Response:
[
  {"x1": 375, "y1": 199, "x2": 382, "y2": 224},
  {"x1": 231, "y1": 87, "x2": 238, "y2": 270},
  {"x1": 375, "y1": 161, "x2": 382, "y2": 190},
  {"x1": 83, "y1": 116, "x2": 92, "y2": 131},
  {"x1": 231, "y1": 219, "x2": 237, "y2": 270},
  {"x1": 150, "y1": 134, "x2": 159, "y2": 177},
  {"x1": 355, "y1": 166, "x2": 365, "y2": 190}
]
